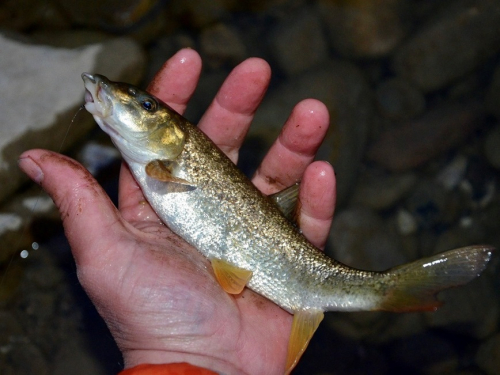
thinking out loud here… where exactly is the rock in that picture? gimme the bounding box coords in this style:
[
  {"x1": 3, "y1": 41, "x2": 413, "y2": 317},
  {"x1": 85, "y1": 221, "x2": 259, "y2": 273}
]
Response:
[
  {"x1": 199, "y1": 23, "x2": 247, "y2": 69},
  {"x1": 53, "y1": 338, "x2": 107, "y2": 375},
  {"x1": 268, "y1": 7, "x2": 328, "y2": 75},
  {"x1": 6, "y1": 342, "x2": 49, "y2": 375},
  {"x1": 396, "y1": 208, "x2": 418, "y2": 235},
  {"x1": 392, "y1": 0, "x2": 500, "y2": 92},
  {"x1": 0, "y1": 32, "x2": 146, "y2": 204},
  {"x1": 251, "y1": 60, "x2": 373, "y2": 206},
  {"x1": 404, "y1": 179, "x2": 461, "y2": 231},
  {"x1": 388, "y1": 333, "x2": 459, "y2": 375},
  {"x1": 327, "y1": 206, "x2": 406, "y2": 271},
  {"x1": 484, "y1": 124, "x2": 500, "y2": 169},
  {"x1": 318, "y1": 0, "x2": 409, "y2": 58},
  {"x1": 351, "y1": 167, "x2": 417, "y2": 210},
  {"x1": 486, "y1": 61, "x2": 500, "y2": 120},
  {"x1": 375, "y1": 78, "x2": 425, "y2": 120},
  {"x1": 436, "y1": 154, "x2": 468, "y2": 190},
  {"x1": 424, "y1": 272, "x2": 499, "y2": 339},
  {"x1": 170, "y1": 0, "x2": 234, "y2": 29},
  {"x1": 79, "y1": 142, "x2": 120, "y2": 176},
  {"x1": 476, "y1": 333, "x2": 500, "y2": 375},
  {"x1": 367, "y1": 100, "x2": 485, "y2": 172}
]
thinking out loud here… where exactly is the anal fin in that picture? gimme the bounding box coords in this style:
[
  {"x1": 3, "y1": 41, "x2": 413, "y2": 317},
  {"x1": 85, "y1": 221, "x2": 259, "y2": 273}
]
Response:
[
  {"x1": 285, "y1": 310, "x2": 324, "y2": 375},
  {"x1": 210, "y1": 258, "x2": 253, "y2": 295}
]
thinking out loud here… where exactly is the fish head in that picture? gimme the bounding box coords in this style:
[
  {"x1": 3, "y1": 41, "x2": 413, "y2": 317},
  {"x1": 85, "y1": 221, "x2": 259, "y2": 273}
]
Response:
[{"x1": 81, "y1": 73, "x2": 185, "y2": 164}]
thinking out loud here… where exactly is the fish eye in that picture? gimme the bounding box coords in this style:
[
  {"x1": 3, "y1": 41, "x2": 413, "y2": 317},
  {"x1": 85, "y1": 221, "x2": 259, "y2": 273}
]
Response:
[{"x1": 141, "y1": 98, "x2": 157, "y2": 112}]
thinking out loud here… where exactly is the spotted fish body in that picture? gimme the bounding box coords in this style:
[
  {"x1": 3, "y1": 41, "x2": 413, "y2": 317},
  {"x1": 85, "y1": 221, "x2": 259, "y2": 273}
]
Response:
[{"x1": 82, "y1": 73, "x2": 494, "y2": 374}]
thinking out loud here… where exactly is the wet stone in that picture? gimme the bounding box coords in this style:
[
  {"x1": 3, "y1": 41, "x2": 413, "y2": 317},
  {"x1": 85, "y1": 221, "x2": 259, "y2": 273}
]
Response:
[
  {"x1": 199, "y1": 23, "x2": 247, "y2": 69},
  {"x1": 318, "y1": 0, "x2": 409, "y2": 58},
  {"x1": 268, "y1": 6, "x2": 328, "y2": 76},
  {"x1": 404, "y1": 179, "x2": 461, "y2": 231},
  {"x1": 483, "y1": 124, "x2": 500, "y2": 170},
  {"x1": 476, "y1": 333, "x2": 500, "y2": 375},
  {"x1": 351, "y1": 167, "x2": 417, "y2": 211},
  {"x1": 327, "y1": 206, "x2": 406, "y2": 271},
  {"x1": 367, "y1": 100, "x2": 485, "y2": 172},
  {"x1": 375, "y1": 78, "x2": 425, "y2": 120},
  {"x1": 392, "y1": 0, "x2": 500, "y2": 92}
]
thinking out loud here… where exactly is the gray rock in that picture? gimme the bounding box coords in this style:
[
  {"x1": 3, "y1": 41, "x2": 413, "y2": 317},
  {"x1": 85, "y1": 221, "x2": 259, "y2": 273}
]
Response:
[
  {"x1": 327, "y1": 206, "x2": 406, "y2": 271},
  {"x1": 268, "y1": 7, "x2": 328, "y2": 76},
  {"x1": 0, "y1": 33, "x2": 146, "y2": 204},
  {"x1": 53, "y1": 338, "x2": 107, "y2": 375},
  {"x1": 199, "y1": 23, "x2": 247, "y2": 69},
  {"x1": 424, "y1": 272, "x2": 499, "y2": 339},
  {"x1": 251, "y1": 60, "x2": 373, "y2": 206},
  {"x1": 351, "y1": 167, "x2": 417, "y2": 210},
  {"x1": 318, "y1": 0, "x2": 409, "y2": 58},
  {"x1": 392, "y1": 0, "x2": 500, "y2": 92},
  {"x1": 404, "y1": 179, "x2": 461, "y2": 231},
  {"x1": 375, "y1": 78, "x2": 425, "y2": 120},
  {"x1": 476, "y1": 333, "x2": 500, "y2": 375},
  {"x1": 486, "y1": 61, "x2": 500, "y2": 120},
  {"x1": 367, "y1": 100, "x2": 485, "y2": 172},
  {"x1": 484, "y1": 124, "x2": 500, "y2": 170}
]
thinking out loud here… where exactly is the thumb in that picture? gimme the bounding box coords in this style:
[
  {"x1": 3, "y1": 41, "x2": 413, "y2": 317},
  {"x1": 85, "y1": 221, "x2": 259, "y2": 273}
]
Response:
[{"x1": 18, "y1": 149, "x2": 126, "y2": 267}]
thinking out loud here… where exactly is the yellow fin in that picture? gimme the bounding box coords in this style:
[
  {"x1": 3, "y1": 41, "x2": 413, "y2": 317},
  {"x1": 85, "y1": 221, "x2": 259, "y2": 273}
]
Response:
[
  {"x1": 145, "y1": 160, "x2": 196, "y2": 192},
  {"x1": 210, "y1": 258, "x2": 253, "y2": 295},
  {"x1": 285, "y1": 310, "x2": 324, "y2": 375}
]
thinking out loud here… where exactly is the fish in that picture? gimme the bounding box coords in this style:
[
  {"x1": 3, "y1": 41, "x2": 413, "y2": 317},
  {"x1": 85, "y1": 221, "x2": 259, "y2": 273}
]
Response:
[{"x1": 81, "y1": 73, "x2": 495, "y2": 374}]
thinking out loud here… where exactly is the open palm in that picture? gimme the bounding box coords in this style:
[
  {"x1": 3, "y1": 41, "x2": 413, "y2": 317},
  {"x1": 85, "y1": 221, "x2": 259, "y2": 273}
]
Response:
[{"x1": 19, "y1": 49, "x2": 336, "y2": 375}]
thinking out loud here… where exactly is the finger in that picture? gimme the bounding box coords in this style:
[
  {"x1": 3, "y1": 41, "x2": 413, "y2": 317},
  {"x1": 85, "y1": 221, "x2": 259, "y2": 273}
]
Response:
[
  {"x1": 18, "y1": 149, "x2": 131, "y2": 267},
  {"x1": 252, "y1": 99, "x2": 329, "y2": 195},
  {"x1": 117, "y1": 162, "x2": 160, "y2": 224},
  {"x1": 147, "y1": 48, "x2": 202, "y2": 114},
  {"x1": 298, "y1": 161, "x2": 336, "y2": 249},
  {"x1": 198, "y1": 58, "x2": 271, "y2": 163}
]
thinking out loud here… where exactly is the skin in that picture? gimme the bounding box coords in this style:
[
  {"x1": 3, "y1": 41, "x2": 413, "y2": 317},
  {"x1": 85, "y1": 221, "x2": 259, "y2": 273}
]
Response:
[{"x1": 18, "y1": 49, "x2": 336, "y2": 375}]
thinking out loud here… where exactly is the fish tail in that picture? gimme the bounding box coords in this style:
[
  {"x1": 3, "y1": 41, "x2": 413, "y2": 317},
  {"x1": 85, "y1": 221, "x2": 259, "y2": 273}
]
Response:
[{"x1": 377, "y1": 245, "x2": 494, "y2": 312}]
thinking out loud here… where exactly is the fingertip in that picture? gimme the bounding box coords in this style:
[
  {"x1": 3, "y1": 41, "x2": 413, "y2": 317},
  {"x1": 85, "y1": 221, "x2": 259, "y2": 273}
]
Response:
[
  {"x1": 301, "y1": 161, "x2": 336, "y2": 220},
  {"x1": 147, "y1": 48, "x2": 203, "y2": 112}
]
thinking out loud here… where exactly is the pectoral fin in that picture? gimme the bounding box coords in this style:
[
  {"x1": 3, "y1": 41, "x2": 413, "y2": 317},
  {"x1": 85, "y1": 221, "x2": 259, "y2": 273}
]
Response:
[
  {"x1": 145, "y1": 160, "x2": 196, "y2": 192},
  {"x1": 269, "y1": 183, "x2": 300, "y2": 224},
  {"x1": 285, "y1": 310, "x2": 324, "y2": 375},
  {"x1": 210, "y1": 258, "x2": 253, "y2": 295}
]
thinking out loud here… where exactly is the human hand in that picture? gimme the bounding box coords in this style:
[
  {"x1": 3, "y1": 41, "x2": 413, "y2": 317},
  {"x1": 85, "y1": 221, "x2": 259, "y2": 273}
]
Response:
[{"x1": 19, "y1": 49, "x2": 336, "y2": 375}]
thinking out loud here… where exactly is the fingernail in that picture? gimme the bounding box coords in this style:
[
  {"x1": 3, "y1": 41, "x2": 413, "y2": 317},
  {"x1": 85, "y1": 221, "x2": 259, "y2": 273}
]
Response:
[{"x1": 18, "y1": 156, "x2": 44, "y2": 184}]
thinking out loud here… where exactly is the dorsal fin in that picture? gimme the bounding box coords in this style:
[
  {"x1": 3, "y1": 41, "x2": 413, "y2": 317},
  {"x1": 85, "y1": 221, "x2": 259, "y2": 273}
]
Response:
[{"x1": 269, "y1": 183, "x2": 300, "y2": 224}]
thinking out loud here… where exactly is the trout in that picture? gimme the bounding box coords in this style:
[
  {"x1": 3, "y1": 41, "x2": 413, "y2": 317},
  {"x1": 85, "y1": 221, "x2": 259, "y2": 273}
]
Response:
[{"x1": 82, "y1": 73, "x2": 494, "y2": 374}]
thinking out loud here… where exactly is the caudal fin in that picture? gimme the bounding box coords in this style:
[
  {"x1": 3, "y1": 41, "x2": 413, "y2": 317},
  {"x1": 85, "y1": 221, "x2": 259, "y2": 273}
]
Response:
[{"x1": 378, "y1": 245, "x2": 494, "y2": 312}]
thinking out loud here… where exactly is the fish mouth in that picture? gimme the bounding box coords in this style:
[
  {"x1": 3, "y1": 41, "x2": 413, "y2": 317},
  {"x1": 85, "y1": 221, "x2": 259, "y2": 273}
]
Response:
[{"x1": 81, "y1": 73, "x2": 112, "y2": 118}]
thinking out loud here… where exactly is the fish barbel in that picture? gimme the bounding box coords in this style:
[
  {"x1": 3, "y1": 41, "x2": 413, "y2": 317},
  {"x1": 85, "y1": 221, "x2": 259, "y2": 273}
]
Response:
[{"x1": 82, "y1": 73, "x2": 494, "y2": 374}]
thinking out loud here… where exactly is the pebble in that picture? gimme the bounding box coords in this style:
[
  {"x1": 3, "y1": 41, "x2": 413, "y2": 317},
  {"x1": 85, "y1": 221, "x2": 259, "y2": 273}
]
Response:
[
  {"x1": 317, "y1": 0, "x2": 409, "y2": 58},
  {"x1": 199, "y1": 23, "x2": 247, "y2": 69},
  {"x1": 351, "y1": 168, "x2": 417, "y2": 210},
  {"x1": 392, "y1": 0, "x2": 500, "y2": 92},
  {"x1": 476, "y1": 333, "x2": 500, "y2": 375},
  {"x1": 404, "y1": 179, "x2": 461, "y2": 230},
  {"x1": 424, "y1": 273, "x2": 499, "y2": 339},
  {"x1": 268, "y1": 7, "x2": 328, "y2": 76},
  {"x1": 367, "y1": 100, "x2": 485, "y2": 171},
  {"x1": 327, "y1": 206, "x2": 406, "y2": 271},
  {"x1": 375, "y1": 77, "x2": 426, "y2": 120},
  {"x1": 484, "y1": 124, "x2": 500, "y2": 169}
]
